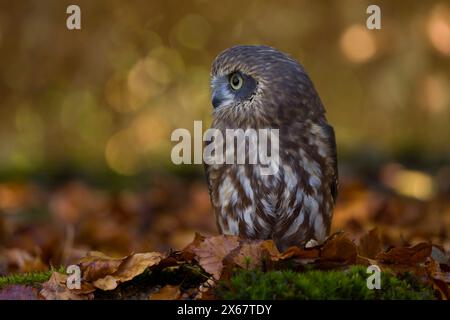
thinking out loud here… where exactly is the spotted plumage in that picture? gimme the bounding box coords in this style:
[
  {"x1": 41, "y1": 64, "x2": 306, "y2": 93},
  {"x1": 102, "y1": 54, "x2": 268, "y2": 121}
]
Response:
[{"x1": 205, "y1": 45, "x2": 338, "y2": 251}]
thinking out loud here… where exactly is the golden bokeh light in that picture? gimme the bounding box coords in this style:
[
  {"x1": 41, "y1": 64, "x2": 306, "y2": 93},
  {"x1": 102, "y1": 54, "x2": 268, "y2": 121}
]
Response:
[
  {"x1": 131, "y1": 112, "x2": 169, "y2": 152},
  {"x1": 104, "y1": 74, "x2": 136, "y2": 113},
  {"x1": 105, "y1": 129, "x2": 141, "y2": 176},
  {"x1": 0, "y1": 1, "x2": 449, "y2": 174},
  {"x1": 393, "y1": 170, "x2": 435, "y2": 201},
  {"x1": 381, "y1": 164, "x2": 435, "y2": 201},
  {"x1": 427, "y1": 3, "x2": 450, "y2": 56},
  {"x1": 127, "y1": 57, "x2": 171, "y2": 110},
  {"x1": 419, "y1": 74, "x2": 449, "y2": 114},
  {"x1": 174, "y1": 14, "x2": 212, "y2": 50},
  {"x1": 340, "y1": 24, "x2": 377, "y2": 63}
]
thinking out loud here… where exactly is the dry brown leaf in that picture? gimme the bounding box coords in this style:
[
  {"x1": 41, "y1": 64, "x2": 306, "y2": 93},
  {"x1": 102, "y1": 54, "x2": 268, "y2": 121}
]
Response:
[
  {"x1": 356, "y1": 255, "x2": 379, "y2": 266},
  {"x1": 40, "y1": 272, "x2": 93, "y2": 300},
  {"x1": 79, "y1": 251, "x2": 125, "y2": 282},
  {"x1": 427, "y1": 258, "x2": 450, "y2": 299},
  {"x1": 357, "y1": 228, "x2": 382, "y2": 259},
  {"x1": 183, "y1": 233, "x2": 206, "y2": 252},
  {"x1": 280, "y1": 246, "x2": 320, "y2": 260},
  {"x1": 91, "y1": 275, "x2": 118, "y2": 291},
  {"x1": 376, "y1": 242, "x2": 432, "y2": 265},
  {"x1": 225, "y1": 240, "x2": 276, "y2": 270},
  {"x1": 320, "y1": 233, "x2": 357, "y2": 264},
  {"x1": 93, "y1": 252, "x2": 165, "y2": 290},
  {"x1": 149, "y1": 285, "x2": 181, "y2": 300},
  {"x1": 261, "y1": 240, "x2": 282, "y2": 259},
  {"x1": 189, "y1": 234, "x2": 240, "y2": 280}
]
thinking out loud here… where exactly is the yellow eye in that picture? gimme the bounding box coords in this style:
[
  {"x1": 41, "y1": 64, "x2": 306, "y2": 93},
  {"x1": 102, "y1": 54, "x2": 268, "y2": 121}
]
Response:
[{"x1": 229, "y1": 73, "x2": 243, "y2": 90}]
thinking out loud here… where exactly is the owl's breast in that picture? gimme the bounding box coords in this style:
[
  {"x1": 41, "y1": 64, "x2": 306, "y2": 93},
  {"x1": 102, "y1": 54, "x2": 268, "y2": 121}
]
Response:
[{"x1": 206, "y1": 124, "x2": 335, "y2": 246}]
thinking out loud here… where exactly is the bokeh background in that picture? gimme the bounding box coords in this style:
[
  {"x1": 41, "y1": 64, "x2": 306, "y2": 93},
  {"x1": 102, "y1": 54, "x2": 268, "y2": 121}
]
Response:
[{"x1": 0, "y1": 0, "x2": 449, "y2": 273}]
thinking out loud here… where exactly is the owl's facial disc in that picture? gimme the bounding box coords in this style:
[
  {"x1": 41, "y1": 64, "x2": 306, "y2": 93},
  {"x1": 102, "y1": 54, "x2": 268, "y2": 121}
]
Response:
[{"x1": 211, "y1": 71, "x2": 257, "y2": 109}]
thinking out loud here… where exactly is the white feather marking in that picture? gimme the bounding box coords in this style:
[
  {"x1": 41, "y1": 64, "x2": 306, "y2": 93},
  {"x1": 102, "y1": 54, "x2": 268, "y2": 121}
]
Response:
[
  {"x1": 313, "y1": 214, "x2": 326, "y2": 242},
  {"x1": 283, "y1": 208, "x2": 305, "y2": 238},
  {"x1": 256, "y1": 215, "x2": 269, "y2": 230},
  {"x1": 309, "y1": 175, "x2": 321, "y2": 189},
  {"x1": 304, "y1": 194, "x2": 319, "y2": 217},
  {"x1": 296, "y1": 190, "x2": 304, "y2": 205},
  {"x1": 218, "y1": 175, "x2": 234, "y2": 207},
  {"x1": 242, "y1": 207, "x2": 254, "y2": 236},
  {"x1": 237, "y1": 166, "x2": 254, "y2": 202},
  {"x1": 227, "y1": 218, "x2": 239, "y2": 235},
  {"x1": 283, "y1": 165, "x2": 298, "y2": 191}
]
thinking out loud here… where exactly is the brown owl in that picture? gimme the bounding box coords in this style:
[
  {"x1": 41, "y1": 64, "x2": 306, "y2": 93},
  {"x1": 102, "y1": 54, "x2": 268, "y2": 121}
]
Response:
[{"x1": 205, "y1": 45, "x2": 338, "y2": 251}]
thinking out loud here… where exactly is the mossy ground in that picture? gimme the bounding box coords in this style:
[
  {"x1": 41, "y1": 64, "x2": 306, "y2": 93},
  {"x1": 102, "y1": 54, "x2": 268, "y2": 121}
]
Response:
[
  {"x1": 0, "y1": 268, "x2": 64, "y2": 289},
  {"x1": 217, "y1": 266, "x2": 436, "y2": 300},
  {"x1": 0, "y1": 265, "x2": 436, "y2": 299}
]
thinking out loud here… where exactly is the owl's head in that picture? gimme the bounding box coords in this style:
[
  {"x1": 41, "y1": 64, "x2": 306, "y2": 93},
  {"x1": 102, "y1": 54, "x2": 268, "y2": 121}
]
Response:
[{"x1": 210, "y1": 45, "x2": 323, "y2": 121}]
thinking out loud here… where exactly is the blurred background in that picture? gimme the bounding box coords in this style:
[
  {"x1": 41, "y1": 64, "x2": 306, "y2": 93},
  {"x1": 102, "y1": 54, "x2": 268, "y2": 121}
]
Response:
[{"x1": 0, "y1": 0, "x2": 449, "y2": 274}]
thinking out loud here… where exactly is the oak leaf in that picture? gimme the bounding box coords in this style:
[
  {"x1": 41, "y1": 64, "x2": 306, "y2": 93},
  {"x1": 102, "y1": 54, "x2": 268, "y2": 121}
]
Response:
[{"x1": 188, "y1": 235, "x2": 240, "y2": 280}]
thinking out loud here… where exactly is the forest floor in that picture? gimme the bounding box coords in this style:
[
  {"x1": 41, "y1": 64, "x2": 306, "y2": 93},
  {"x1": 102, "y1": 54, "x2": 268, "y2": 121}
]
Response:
[{"x1": 0, "y1": 163, "x2": 449, "y2": 299}]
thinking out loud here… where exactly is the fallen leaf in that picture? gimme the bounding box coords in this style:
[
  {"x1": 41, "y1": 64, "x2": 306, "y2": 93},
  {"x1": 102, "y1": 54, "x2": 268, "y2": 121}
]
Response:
[
  {"x1": 40, "y1": 272, "x2": 93, "y2": 300},
  {"x1": 79, "y1": 251, "x2": 125, "y2": 282},
  {"x1": 93, "y1": 252, "x2": 165, "y2": 290},
  {"x1": 260, "y1": 240, "x2": 282, "y2": 260},
  {"x1": 183, "y1": 233, "x2": 206, "y2": 253},
  {"x1": 280, "y1": 246, "x2": 320, "y2": 260},
  {"x1": 225, "y1": 240, "x2": 277, "y2": 270},
  {"x1": 376, "y1": 242, "x2": 432, "y2": 265},
  {"x1": 189, "y1": 235, "x2": 240, "y2": 280},
  {"x1": 358, "y1": 228, "x2": 382, "y2": 259},
  {"x1": 320, "y1": 233, "x2": 357, "y2": 264},
  {"x1": 148, "y1": 285, "x2": 180, "y2": 300},
  {"x1": 427, "y1": 258, "x2": 450, "y2": 299}
]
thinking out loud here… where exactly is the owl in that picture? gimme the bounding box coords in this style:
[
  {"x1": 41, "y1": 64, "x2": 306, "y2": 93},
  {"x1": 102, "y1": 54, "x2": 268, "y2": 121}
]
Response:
[{"x1": 204, "y1": 45, "x2": 338, "y2": 251}]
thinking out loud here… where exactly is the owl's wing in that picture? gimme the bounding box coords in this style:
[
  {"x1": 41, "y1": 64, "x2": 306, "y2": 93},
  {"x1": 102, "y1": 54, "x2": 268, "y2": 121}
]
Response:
[
  {"x1": 323, "y1": 123, "x2": 339, "y2": 203},
  {"x1": 204, "y1": 162, "x2": 212, "y2": 195},
  {"x1": 203, "y1": 139, "x2": 213, "y2": 196}
]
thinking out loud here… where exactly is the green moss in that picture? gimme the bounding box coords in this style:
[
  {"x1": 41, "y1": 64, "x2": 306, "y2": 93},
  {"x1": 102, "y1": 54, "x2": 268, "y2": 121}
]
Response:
[
  {"x1": 0, "y1": 267, "x2": 65, "y2": 289},
  {"x1": 217, "y1": 266, "x2": 436, "y2": 300}
]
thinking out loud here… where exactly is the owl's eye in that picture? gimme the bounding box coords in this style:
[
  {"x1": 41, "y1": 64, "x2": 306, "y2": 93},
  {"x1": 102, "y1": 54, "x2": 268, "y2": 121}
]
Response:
[{"x1": 229, "y1": 73, "x2": 243, "y2": 91}]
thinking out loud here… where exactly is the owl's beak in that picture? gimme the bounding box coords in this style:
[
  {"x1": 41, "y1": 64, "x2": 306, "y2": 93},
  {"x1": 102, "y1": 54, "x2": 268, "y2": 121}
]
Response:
[
  {"x1": 211, "y1": 91, "x2": 222, "y2": 109},
  {"x1": 211, "y1": 77, "x2": 233, "y2": 109}
]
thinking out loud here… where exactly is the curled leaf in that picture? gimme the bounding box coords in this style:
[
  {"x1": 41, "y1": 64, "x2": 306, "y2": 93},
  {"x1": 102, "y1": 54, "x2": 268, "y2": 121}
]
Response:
[
  {"x1": 376, "y1": 243, "x2": 432, "y2": 265},
  {"x1": 79, "y1": 251, "x2": 125, "y2": 282},
  {"x1": 280, "y1": 246, "x2": 320, "y2": 261},
  {"x1": 92, "y1": 252, "x2": 165, "y2": 290}
]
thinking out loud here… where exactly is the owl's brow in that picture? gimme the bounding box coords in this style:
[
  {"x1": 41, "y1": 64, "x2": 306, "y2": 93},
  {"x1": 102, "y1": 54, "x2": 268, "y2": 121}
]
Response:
[{"x1": 214, "y1": 63, "x2": 258, "y2": 80}]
